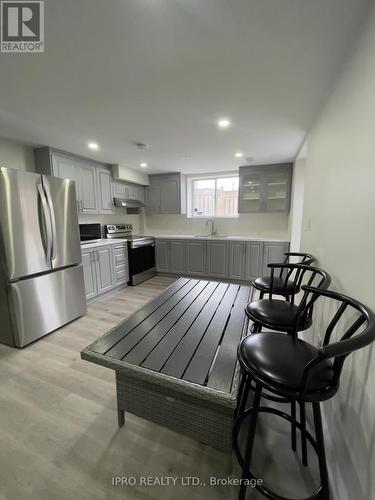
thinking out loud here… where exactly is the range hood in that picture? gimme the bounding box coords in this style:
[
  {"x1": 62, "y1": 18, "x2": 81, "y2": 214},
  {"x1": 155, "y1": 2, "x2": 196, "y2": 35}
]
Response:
[{"x1": 114, "y1": 197, "x2": 145, "y2": 208}]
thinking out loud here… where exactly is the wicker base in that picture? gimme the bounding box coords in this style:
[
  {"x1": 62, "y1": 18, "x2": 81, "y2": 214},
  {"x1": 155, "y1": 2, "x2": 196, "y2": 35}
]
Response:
[{"x1": 116, "y1": 372, "x2": 234, "y2": 451}]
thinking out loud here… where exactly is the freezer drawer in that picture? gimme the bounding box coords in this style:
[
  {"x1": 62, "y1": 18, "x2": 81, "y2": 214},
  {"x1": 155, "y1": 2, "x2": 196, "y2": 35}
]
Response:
[{"x1": 7, "y1": 266, "x2": 87, "y2": 347}]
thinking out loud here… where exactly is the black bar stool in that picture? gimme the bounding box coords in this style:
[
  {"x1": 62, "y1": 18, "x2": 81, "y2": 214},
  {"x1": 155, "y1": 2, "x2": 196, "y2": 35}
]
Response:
[
  {"x1": 253, "y1": 252, "x2": 315, "y2": 300},
  {"x1": 234, "y1": 286, "x2": 375, "y2": 500},
  {"x1": 245, "y1": 264, "x2": 330, "y2": 465},
  {"x1": 246, "y1": 264, "x2": 331, "y2": 337}
]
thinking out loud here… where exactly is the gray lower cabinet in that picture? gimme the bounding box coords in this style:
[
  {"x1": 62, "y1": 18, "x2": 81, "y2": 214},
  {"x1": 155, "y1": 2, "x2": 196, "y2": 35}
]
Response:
[
  {"x1": 81, "y1": 249, "x2": 97, "y2": 301},
  {"x1": 156, "y1": 240, "x2": 171, "y2": 272},
  {"x1": 95, "y1": 246, "x2": 115, "y2": 295},
  {"x1": 245, "y1": 242, "x2": 264, "y2": 281},
  {"x1": 186, "y1": 240, "x2": 206, "y2": 275},
  {"x1": 81, "y1": 244, "x2": 128, "y2": 301},
  {"x1": 262, "y1": 241, "x2": 290, "y2": 276},
  {"x1": 170, "y1": 240, "x2": 186, "y2": 273},
  {"x1": 228, "y1": 241, "x2": 246, "y2": 280},
  {"x1": 154, "y1": 237, "x2": 289, "y2": 282},
  {"x1": 112, "y1": 243, "x2": 129, "y2": 286},
  {"x1": 206, "y1": 241, "x2": 228, "y2": 278},
  {"x1": 156, "y1": 239, "x2": 186, "y2": 274}
]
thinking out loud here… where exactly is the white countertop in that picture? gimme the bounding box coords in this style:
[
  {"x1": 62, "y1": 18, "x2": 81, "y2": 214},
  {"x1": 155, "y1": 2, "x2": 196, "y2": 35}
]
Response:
[
  {"x1": 145, "y1": 234, "x2": 289, "y2": 242},
  {"x1": 80, "y1": 238, "x2": 127, "y2": 249}
]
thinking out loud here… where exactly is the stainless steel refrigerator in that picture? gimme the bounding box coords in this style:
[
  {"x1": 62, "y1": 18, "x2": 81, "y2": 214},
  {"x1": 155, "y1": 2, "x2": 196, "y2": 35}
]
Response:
[{"x1": 0, "y1": 167, "x2": 87, "y2": 347}]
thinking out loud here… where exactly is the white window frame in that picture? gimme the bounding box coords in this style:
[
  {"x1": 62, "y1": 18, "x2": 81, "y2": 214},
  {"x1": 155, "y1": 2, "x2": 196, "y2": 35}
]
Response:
[{"x1": 186, "y1": 171, "x2": 239, "y2": 219}]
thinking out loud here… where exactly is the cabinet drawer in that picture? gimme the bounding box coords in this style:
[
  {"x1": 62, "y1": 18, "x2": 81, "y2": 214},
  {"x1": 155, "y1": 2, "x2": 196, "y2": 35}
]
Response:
[
  {"x1": 115, "y1": 268, "x2": 128, "y2": 284},
  {"x1": 113, "y1": 243, "x2": 127, "y2": 253},
  {"x1": 114, "y1": 253, "x2": 127, "y2": 266}
]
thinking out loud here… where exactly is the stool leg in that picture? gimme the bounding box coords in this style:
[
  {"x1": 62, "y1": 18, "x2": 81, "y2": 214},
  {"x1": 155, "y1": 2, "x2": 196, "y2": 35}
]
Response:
[
  {"x1": 239, "y1": 383, "x2": 262, "y2": 500},
  {"x1": 291, "y1": 401, "x2": 297, "y2": 452},
  {"x1": 313, "y1": 402, "x2": 330, "y2": 500},
  {"x1": 235, "y1": 372, "x2": 249, "y2": 418},
  {"x1": 299, "y1": 402, "x2": 308, "y2": 466}
]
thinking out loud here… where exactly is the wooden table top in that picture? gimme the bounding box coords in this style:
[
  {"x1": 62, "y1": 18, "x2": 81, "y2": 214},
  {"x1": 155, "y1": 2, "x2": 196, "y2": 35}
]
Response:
[{"x1": 83, "y1": 278, "x2": 251, "y2": 394}]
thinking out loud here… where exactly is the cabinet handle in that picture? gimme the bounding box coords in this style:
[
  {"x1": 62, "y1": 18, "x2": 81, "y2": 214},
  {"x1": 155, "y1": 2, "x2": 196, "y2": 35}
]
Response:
[{"x1": 80, "y1": 200, "x2": 83, "y2": 211}]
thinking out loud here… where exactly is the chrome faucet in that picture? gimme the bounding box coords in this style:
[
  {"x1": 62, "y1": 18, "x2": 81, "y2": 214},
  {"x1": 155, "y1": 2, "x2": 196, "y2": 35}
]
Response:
[{"x1": 206, "y1": 219, "x2": 216, "y2": 236}]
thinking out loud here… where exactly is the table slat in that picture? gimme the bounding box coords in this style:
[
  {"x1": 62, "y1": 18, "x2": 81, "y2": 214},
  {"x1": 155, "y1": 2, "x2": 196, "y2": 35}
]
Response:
[
  {"x1": 162, "y1": 283, "x2": 229, "y2": 378},
  {"x1": 183, "y1": 284, "x2": 240, "y2": 385},
  {"x1": 123, "y1": 280, "x2": 209, "y2": 365},
  {"x1": 207, "y1": 286, "x2": 251, "y2": 392},
  {"x1": 106, "y1": 279, "x2": 200, "y2": 359},
  {"x1": 89, "y1": 277, "x2": 191, "y2": 355},
  {"x1": 141, "y1": 281, "x2": 220, "y2": 372}
]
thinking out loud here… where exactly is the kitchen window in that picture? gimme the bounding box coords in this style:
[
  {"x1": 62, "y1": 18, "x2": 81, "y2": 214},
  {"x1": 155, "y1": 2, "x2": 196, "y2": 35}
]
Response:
[{"x1": 187, "y1": 174, "x2": 239, "y2": 218}]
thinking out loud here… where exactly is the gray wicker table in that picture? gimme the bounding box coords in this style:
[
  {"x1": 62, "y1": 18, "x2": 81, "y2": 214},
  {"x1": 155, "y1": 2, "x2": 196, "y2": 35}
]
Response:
[{"x1": 81, "y1": 277, "x2": 251, "y2": 450}]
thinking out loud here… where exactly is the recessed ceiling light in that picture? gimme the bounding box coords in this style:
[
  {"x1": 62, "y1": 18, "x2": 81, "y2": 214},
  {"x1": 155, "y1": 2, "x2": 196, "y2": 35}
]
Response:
[
  {"x1": 88, "y1": 142, "x2": 99, "y2": 150},
  {"x1": 140, "y1": 163, "x2": 148, "y2": 168},
  {"x1": 235, "y1": 152, "x2": 243, "y2": 158},
  {"x1": 217, "y1": 118, "x2": 231, "y2": 128}
]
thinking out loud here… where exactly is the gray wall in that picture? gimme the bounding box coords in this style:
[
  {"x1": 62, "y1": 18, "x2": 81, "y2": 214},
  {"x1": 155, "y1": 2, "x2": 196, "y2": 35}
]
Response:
[
  {"x1": 0, "y1": 137, "x2": 35, "y2": 171},
  {"x1": 300, "y1": 6, "x2": 375, "y2": 499}
]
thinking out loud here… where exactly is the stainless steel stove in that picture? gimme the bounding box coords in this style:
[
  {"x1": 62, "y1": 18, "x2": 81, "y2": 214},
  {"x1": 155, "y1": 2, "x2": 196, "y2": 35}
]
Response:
[{"x1": 104, "y1": 224, "x2": 155, "y2": 285}]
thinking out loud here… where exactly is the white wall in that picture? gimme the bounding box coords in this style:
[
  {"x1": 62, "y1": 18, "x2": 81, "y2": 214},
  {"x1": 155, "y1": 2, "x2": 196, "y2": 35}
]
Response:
[
  {"x1": 144, "y1": 212, "x2": 289, "y2": 239},
  {"x1": 0, "y1": 137, "x2": 35, "y2": 171},
  {"x1": 289, "y1": 142, "x2": 307, "y2": 252},
  {"x1": 300, "y1": 6, "x2": 375, "y2": 499}
]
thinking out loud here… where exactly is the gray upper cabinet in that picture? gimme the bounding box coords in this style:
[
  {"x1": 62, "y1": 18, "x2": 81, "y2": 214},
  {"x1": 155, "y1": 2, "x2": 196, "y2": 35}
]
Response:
[
  {"x1": 161, "y1": 175, "x2": 180, "y2": 213},
  {"x1": 206, "y1": 241, "x2": 228, "y2": 278},
  {"x1": 146, "y1": 185, "x2": 162, "y2": 214},
  {"x1": 186, "y1": 240, "x2": 206, "y2": 275},
  {"x1": 245, "y1": 241, "x2": 264, "y2": 281},
  {"x1": 146, "y1": 173, "x2": 182, "y2": 214},
  {"x1": 228, "y1": 241, "x2": 246, "y2": 280},
  {"x1": 262, "y1": 241, "x2": 290, "y2": 276},
  {"x1": 97, "y1": 168, "x2": 114, "y2": 214},
  {"x1": 113, "y1": 181, "x2": 127, "y2": 198},
  {"x1": 239, "y1": 163, "x2": 292, "y2": 214},
  {"x1": 76, "y1": 162, "x2": 99, "y2": 214},
  {"x1": 52, "y1": 155, "x2": 77, "y2": 184},
  {"x1": 35, "y1": 147, "x2": 146, "y2": 216}
]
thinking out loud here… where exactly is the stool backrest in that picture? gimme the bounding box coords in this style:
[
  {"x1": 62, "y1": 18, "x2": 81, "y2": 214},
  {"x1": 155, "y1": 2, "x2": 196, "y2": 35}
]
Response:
[
  {"x1": 299, "y1": 286, "x2": 375, "y2": 395},
  {"x1": 278, "y1": 252, "x2": 315, "y2": 279},
  {"x1": 268, "y1": 263, "x2": 331, "y2": 334}
]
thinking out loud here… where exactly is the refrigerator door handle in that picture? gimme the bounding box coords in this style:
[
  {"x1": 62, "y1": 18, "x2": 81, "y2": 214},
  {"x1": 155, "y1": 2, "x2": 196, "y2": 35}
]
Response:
[
  {"x1": 37, "y1": 183, "x2": 53, "y2": 261},
  {"x1": 44, "y1": 182, "x2": 58, "y2": 261}
]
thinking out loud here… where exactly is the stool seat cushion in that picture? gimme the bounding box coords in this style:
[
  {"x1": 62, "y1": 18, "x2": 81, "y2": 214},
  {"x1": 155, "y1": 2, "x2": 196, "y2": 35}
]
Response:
[
  {"x1": 245, "y1": 299, "x2": 312, "y2": 331},
  {"x1": 239, "y1": 333, "x2": 334, "y2": 394},
  {"x1": 253, "y1": 276, "x2": 299, "y2": 295}
]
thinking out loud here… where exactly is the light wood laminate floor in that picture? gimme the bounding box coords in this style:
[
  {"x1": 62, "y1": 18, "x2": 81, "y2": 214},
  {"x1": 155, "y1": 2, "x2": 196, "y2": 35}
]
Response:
[{"x1": 0, "y1": 276, "x2": 319, "y2": 500}]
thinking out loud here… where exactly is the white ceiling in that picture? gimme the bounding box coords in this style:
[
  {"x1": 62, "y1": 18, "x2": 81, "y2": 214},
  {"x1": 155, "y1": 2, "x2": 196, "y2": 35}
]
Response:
[{"x1": 0, "y1": 0, "x2": 371, "y2": 173}]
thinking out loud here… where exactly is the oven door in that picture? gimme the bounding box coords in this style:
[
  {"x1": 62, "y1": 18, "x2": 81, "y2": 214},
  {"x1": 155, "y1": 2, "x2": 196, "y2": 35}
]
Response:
[{"x1": 128, "y1": 242, "x2": 155, "y2": 285}]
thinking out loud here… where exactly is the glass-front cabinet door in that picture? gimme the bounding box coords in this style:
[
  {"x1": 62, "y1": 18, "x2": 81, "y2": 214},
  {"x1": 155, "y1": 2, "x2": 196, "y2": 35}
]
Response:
[
  {"x1": 263, "y1": 167, "x2": 291, "y2": 212},
  {"x1": 238, "y1": 170, "x2": 263, "y2": 213},
  {"x1": 238, "y1": 164, "x2": 292, "y2": 213}
]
